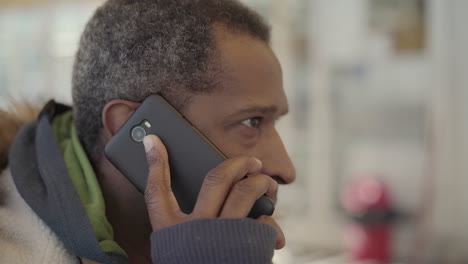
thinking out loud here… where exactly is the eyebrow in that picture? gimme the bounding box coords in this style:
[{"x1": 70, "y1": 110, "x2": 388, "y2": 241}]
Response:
[{"x1": 229, "y1": 105, "x2": 289, "y2": 118}]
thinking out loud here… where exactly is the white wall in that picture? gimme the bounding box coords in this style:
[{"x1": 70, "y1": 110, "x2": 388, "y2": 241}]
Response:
[{"x1": 426, "y1": 0, "x2": 468, "y2": 262}]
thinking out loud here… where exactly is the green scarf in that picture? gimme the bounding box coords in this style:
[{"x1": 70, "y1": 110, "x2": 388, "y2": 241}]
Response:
[{"x1": 52, "y1": 111, "x2": 126, "y2": 257}]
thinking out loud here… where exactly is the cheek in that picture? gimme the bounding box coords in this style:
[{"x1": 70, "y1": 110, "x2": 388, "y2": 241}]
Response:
[{"x1": 207, "y1": 128, "x2": 257, "y2": 158}]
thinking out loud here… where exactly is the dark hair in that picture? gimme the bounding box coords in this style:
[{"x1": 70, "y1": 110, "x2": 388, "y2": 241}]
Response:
[{"x1": 72, "y1": 0, "x2": 270, "y2": 160}]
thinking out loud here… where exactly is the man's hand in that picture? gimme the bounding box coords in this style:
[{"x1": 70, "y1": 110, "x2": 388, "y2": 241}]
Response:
[{"x1": 142, "y1": 134, "x2": 285, "y2": 249}]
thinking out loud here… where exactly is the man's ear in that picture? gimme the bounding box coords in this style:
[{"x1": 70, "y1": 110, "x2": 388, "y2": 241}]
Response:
[{"x1": 102, "y1": 100, "x2": 141, "y2": 138}]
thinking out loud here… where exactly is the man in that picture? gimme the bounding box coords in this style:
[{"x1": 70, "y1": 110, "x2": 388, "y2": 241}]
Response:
[{"x1": 0, "y1": 0, "x2": 295, "y2": 263}]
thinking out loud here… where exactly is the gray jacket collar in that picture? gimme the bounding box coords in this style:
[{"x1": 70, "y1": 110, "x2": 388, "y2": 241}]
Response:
[{"x1": 8, "y1": 101, "x2": 127, "y2": 264}]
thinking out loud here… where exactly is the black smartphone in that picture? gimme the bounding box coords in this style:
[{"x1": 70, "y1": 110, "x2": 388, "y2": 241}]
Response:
[{"x1": 104, "y1": 94, "x2": 274, "y2": 218}]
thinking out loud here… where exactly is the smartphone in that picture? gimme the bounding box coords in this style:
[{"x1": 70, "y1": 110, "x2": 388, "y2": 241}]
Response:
[{"x1": 104, "y1": 94, "x2": 274, "y2": 218}]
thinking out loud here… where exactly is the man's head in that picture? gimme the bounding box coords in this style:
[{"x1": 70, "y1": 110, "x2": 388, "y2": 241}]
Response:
[{"x1": 73, "y1": 0, "x2": 295, "y2": 184}]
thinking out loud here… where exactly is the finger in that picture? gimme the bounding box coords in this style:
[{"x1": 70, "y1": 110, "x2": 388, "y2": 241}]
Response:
[
  {"x1": 192, "y1": 156, "x2": 262, "y2": 218},
  {"x1": 219, "y1": 174, "x2": 278, "y2": 218},
  {"x1": 257, "y1": 215, "x2": 286, "y2": 250},
  {"x1": 143, "y1": 135, "x2": 182, "y2": 231}
]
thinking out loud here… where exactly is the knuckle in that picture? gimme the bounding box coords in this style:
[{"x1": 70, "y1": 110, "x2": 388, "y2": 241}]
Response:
[
  {"x1": 204, "y1": 170, "x2": 226, "y2": 186},
  {"x1": 146, "y1": 149, "x2": 159, "y2": 167},
  {"x1": 203, "y1": 156, "x2": 260, "y2": 188},
  {"x1": 239, "y1": 156, "x2": 258, "y2": 168},
  {"x1": 233, "y1": 180, "x2": 257, "y2": 195},
  {"x1": 144, "y1": 188, "x2": 156, "y2": 203},
  {"x1": 256, "y1": 173, "x2": 271, "y2": 184},
  {"x1": 231, "y1": 156, "x2": 254, "y2": 168},
  {"x1": 231, "y1": 156, "x2": 260, "y2": 177}
]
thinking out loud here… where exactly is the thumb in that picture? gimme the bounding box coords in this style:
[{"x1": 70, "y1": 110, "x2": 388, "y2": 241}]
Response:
[{"x1": 143, "y1": 134, "x2": 181, "y2": 230}]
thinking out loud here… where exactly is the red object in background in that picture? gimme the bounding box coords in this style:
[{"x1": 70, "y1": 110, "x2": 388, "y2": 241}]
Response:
[{"x1": 342, "y1": 177, "x2": 393, "y2": 264}]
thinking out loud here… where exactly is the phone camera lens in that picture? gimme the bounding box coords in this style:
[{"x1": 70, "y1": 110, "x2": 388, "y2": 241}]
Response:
[{"x1": 131, "y1": 126, "x2": 147, "y2": 142}]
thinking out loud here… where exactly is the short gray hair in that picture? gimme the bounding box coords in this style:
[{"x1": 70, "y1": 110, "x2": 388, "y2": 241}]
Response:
[{"x1": 72, "y1": 0, "x2": 270, "y2": 160}]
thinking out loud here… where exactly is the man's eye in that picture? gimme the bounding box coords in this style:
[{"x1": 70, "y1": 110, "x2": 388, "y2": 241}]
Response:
[{"x1": 241, "y1": 117, "x2": 262, "y2": 128}]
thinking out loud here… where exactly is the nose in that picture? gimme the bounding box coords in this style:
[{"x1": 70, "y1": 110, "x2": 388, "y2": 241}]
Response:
[{"x1": 258, "y1": 129, "x2": 296, "y2": 185}]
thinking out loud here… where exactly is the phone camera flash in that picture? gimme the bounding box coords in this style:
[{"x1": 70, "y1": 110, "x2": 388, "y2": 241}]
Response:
[{"x1": 144, "y1": 120, "x2": 152, "y2": 128}]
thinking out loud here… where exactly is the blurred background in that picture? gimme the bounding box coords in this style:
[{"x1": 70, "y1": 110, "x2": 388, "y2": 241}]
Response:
[{"x1": 1, "y1": 0, "x2": 467, "y2": 263}]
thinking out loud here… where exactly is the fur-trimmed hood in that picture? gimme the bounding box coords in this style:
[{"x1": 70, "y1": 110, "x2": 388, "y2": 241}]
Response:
[
  {"x1": 0, "y1": 103, "x2": 81, "y2": 263},
  {"x1": 0, "y1": 103, "x2": 41, "y2": 172},
  {"x1": 0, "y1": 101, "x2": 127, "y2": 263}
]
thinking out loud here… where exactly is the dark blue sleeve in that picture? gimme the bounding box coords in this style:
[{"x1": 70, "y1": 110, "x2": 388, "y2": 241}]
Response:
[{"x1": 150, "y1": 218, "x2": 276, "y2": 264}]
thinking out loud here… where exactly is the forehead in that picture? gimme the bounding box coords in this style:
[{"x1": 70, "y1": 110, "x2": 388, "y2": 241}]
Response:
[{"x1": 207, "y1": 28, "x2": 288, "y2": 113}]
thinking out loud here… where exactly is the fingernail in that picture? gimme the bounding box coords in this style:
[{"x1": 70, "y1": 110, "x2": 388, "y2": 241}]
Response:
[
  {"x1": 143, "y1": 136, "x2": 159, "y2": 166},
  {"x1": 143, "y1": 135, "x2": 155, "y2": 153}
]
